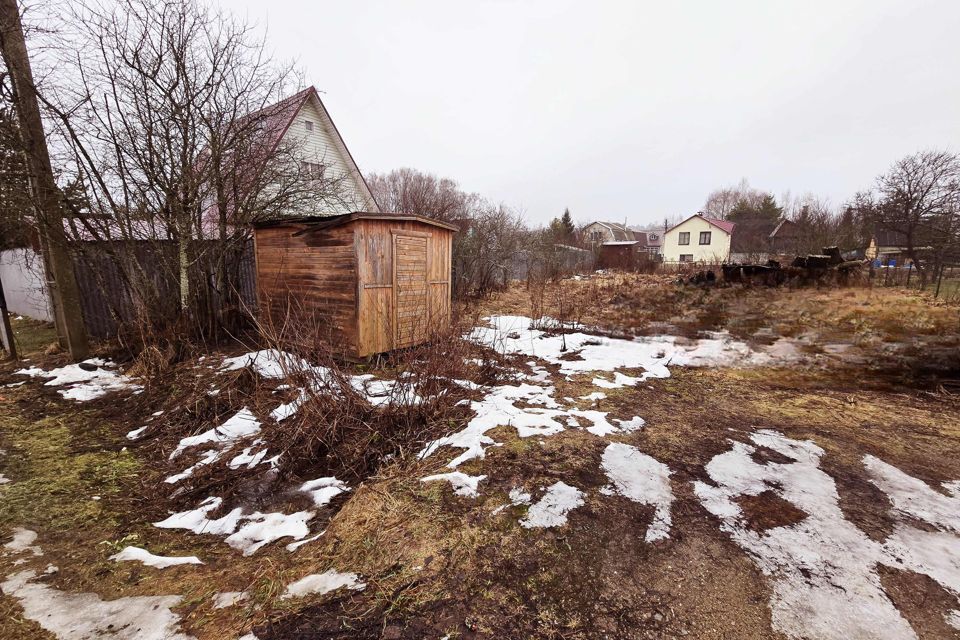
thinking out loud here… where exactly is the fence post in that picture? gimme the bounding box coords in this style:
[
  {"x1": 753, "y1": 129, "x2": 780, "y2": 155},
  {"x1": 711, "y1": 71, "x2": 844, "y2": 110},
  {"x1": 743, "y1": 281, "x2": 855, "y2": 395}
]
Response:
[{"x1": 935, "y1": 263, "x2": 945, "y2": 299}]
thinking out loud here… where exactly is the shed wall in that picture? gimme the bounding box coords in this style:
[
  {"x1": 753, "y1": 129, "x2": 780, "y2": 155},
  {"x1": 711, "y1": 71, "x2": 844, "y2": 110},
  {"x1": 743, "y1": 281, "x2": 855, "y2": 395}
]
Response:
[{"x1": 254, "y1": 225, "x2": 358, "y2": 353}]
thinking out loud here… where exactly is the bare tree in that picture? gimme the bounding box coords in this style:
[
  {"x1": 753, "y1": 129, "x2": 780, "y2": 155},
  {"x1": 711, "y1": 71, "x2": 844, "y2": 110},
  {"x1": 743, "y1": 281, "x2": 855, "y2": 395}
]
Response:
[
  {"x1": 453, "y1": 203, "x2": 527, "y2": 296},
  {"x1": 40, "y1": 0, "x2": 353, "y2": 340},
  {"x1": 702, "y1": 178, "x2": 766, "y2": 220},
  {"x1": 864, "y1": 150, "x2": 960, "y2": 284},
  {"x1": 366, "y1": 168, "x2": 478, "y2": 221}
]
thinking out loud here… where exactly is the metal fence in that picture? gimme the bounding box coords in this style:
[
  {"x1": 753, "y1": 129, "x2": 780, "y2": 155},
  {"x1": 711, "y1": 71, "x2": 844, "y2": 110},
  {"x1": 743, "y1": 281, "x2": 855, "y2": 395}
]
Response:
[{"x1": 866, "y1": 263, "x2": 960, "y2": 300}]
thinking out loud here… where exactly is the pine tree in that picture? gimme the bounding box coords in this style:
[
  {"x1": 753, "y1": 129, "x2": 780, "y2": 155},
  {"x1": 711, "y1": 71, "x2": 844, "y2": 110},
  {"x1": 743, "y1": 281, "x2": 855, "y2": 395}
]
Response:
[{"x1": 560, "y1": 208, "x2": 575, "y2": 237}]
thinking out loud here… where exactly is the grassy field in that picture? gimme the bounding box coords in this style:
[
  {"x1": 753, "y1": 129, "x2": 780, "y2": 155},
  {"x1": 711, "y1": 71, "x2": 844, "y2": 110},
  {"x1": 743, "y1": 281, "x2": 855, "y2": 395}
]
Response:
[{"x1": 1, "y1": 277, "x2": 959, "y2": 639}]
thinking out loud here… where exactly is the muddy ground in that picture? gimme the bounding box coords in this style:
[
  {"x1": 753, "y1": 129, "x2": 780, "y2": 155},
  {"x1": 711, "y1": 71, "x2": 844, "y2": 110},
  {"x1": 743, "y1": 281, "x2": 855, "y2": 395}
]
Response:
[{"x1": 1, "y1": 276, "x2": 959, "y2": 640}]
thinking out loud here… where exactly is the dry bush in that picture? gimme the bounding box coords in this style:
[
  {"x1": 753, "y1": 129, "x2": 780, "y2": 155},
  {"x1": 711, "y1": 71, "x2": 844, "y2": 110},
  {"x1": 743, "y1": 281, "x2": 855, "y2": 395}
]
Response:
[{"x1": 147, "y1": 298, "x2": 511, "y2": 510}]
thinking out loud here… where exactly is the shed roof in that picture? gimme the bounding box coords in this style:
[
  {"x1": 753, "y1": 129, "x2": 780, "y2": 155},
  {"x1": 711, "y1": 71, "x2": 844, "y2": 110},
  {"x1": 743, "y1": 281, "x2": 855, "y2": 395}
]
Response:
[{"x1": 255, "y1": 212, "x2": 459, "y2": 233}]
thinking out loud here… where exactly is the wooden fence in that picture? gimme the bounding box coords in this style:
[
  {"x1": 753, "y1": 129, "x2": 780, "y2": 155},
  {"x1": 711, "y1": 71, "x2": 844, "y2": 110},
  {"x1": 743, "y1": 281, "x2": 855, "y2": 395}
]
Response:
[{"x1": 73, "y1": 241, "x2": 256, "y2": 338}]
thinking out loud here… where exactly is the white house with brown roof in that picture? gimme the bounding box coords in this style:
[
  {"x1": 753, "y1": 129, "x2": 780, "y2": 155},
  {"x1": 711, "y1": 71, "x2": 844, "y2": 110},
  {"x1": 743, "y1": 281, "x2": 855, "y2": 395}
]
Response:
[
  {"x1": 661, "y1": 213, "x2": 736, "y2": 263},
  {"x1": 279, "y1": 87, "x2": 379, "y2": 213},
  {"x1": 203, "y1": 86, "x2": 379, "y2": 230}
]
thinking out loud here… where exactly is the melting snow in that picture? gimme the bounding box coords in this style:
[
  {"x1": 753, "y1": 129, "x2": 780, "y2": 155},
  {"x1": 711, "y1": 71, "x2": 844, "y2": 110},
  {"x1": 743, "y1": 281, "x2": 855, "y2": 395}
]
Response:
[
  {"x1": 154, "y1": 497, "x2": 315, "y2": 555},
  {"x1": 286, "y1": 532, "x2": 324, "y2": 551},
  {"x1": 695, "y1": 430, "x2": 960, "y2": 640},
  {"x1": 14, "y1": 358, "x2": 141, "y2": 401},
  {"x1": 170, "y1": 408, "x2": 261, "y2": 459},
  {"x1": 126, "y1": 425, "x2": 149, "y2": 440},
  {"x1": 947, "y1": 610, "x2": 960, "y2": 630},
  {"x1": 221, "y1": 349, "x2": 312, "y2": 379},
  {"x1": 229, "y1": 443, "x2": 273, "y2": 470},
  {"x1": 471, "y1": 315, "x2": 794, "y2": 382},
  {"x1": 300, "y1": 477, "x2": 350, "y2": 506},
  {"x1": 863, "y1": 455, "x2": 960, "y2": 532},
  {"x1": 520, "y1": 481, "x2": 585, "y2": 528},
  {"x1": 213, "y1": 591, "x2": 249, "y2": 609},
  {"x1": 154, "y1": 497, "x2": 245, "y2": 536},
  {"x1": 0, "y1": 473, "x2": 9, "y2": 485},
  {"x1": 224, "y1": 511, "x2": 314, "y2": 556},
  {"x1": 419, "y1": 379, "x2": 646, "y2": 466},
  {"x1": 3, "y1": 527, "x2": 42, "y2": 556},
  {"x1": 601, "y1": 443, "x2": 674, "y2": 542},
  {"x1": 420, "y1": 472, "x2": 487, "y2": 497},
  {"x1": 281, "y1": 569, "x2": 366, "y2": 599},
  {"x1": 1, "y1": 569, "x2": 191, "y2": 639},
  {"x1": 110, "y1": 546, "x2": 203, "y2": 569},
  {"x1": 165, "y1": 449, "x2": 221, "y2": 484}
]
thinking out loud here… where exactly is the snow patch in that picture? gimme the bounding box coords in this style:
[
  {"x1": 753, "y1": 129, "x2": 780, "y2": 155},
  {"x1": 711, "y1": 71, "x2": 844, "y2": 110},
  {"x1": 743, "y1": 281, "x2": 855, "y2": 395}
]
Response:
[
  {"x1": 520, "y1": 482, "x2": 585, "y2": 528},
  {"x1": 154, "y1": 497, "x2": 245, "y2": 537},
  {"x1": 224, "y1": 511, "x2": 314, "y2": 556},
  {"x1": 471, "y1": 315, "x2": 796, "y2": 383},
  {"x1": 170, "y1": 408, "x2": 261, "y2": 459},
  {"x1": 420, "y1": 472, "x2": 487, "y2": 497},
  {"x1": 15, "y1": 358, "x2": 141, "y2": 401},
  {"x1": 1, "y1": 569, "x2": 191, "y2": 639},
  {"x1": 3, "y1": 527, "x2": 41, "y2": 556},
  {"x1": 213, "y1": 591, "x2": 249, "y2": 609},
  {"x1": 110, "y1": 546, "x2": 203, "y2": 569},
  {"x1": 281, "y1": 569, "x2": 366, "y2": 599},
  {"x1": 300, "y1": 477, "x2": 350, "y2": 506},
  {"x1": 696, "y1": 430, "x2": 960, "y2": 640},
  {"x1": 601, "y1": 443, "x2": 674, "y2": 542},
  {"x1": 286, "y1": 532, "x2": 324, "y2": 552},
  {"x1": 863, "y1": 455, "x2": 960, "y2": 533}
]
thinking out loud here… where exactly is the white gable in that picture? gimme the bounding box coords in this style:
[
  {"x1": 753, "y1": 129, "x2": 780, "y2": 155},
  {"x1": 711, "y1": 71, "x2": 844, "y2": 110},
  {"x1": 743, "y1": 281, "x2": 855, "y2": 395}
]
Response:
[{"x1": 280, "y1": 95, "x2": 379, "y2": 213}]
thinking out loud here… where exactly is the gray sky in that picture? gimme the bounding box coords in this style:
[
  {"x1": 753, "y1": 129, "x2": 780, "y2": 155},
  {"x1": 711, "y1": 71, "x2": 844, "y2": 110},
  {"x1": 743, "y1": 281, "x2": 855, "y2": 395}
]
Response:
[{"x1": 218, "y1": 0, "x2": 960, "y2": 227}]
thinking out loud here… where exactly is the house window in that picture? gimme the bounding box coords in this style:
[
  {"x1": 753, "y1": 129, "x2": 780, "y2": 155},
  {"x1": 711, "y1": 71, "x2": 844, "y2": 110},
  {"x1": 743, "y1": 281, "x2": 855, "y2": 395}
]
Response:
[
  {"x1": 302, "y1": 161, "x2": 324, "y2": 178},
  {"x1": 678, "y1": 232, "x2": 690, "y2": 245},
  {"x1": 679, "y1": 254, "x2": 694, "y2": 262},
  {"x1": 699, "y1": 231, "x2": 711, "y2": 245},
  {"x1": 304, "y1": 120, "x2": 314, "y2": 132}
]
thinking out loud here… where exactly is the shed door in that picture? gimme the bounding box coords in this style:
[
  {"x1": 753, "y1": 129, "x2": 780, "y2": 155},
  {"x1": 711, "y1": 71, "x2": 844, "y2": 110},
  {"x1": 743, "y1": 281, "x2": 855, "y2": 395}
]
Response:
[{"x1": 393, "y1": 233, "x2": 429, "y2": 348}]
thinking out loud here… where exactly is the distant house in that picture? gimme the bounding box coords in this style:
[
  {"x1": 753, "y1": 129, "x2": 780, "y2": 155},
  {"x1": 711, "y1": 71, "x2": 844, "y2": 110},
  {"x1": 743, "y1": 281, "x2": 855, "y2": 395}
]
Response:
[
  {"x1": 865, "y1": 229, "x2": 910, "y2": 265},
  {"x1": 643, "y1": 231, "x2": 663, "y2": 256},
  {"x1": 582, "y1": 221, "x2": 635, "y2": 246},
  {"x1": 661, "y1": 213, "x2": 735, "y2": 263},
  {"x1": 768, "y1": 219, "x2": 801, "y2": 254},
  {"x1": 203, "y1": 86, "x2": 380, "y2": 228}
]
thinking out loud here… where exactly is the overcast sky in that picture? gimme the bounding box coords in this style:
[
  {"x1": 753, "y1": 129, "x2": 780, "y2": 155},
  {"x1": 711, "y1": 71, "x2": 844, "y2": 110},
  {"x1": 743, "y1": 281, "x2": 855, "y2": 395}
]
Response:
[{"x1": 217, "y1": 0, "x2": 960, "y2": 227}]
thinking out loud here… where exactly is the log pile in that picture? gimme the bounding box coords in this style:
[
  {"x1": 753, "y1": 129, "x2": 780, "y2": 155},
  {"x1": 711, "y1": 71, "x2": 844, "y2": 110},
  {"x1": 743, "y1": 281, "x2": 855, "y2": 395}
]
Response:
[{"x1": 719, "y1": 247, "x2": 866, "y2": 286}]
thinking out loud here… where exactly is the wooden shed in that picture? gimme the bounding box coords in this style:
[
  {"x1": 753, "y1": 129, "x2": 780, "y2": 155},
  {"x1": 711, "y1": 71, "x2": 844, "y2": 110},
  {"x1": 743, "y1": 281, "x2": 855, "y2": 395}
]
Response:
[{"x1": 253, "y1": 213, "x2": 457, "y2": 358}]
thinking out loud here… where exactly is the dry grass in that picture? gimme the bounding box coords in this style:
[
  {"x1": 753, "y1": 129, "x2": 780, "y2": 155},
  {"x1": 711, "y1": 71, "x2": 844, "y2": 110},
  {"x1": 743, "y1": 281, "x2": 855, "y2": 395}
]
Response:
[
  {"x1": 2, "y1": 278, "x2": 960, "y2": 639},
  {"x1": 478, "y1": 272, "x2": 960, "y2": 343}
]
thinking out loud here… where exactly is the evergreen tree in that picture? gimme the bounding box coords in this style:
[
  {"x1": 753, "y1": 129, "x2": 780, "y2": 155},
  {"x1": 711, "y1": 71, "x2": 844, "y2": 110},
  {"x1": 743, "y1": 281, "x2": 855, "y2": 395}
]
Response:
[
  {"x1": 560, "y1": 208, "x2": 575, "y2": 237},
  {"x1": 548, "y1": 207, "x2": 575, "y2": 243}
]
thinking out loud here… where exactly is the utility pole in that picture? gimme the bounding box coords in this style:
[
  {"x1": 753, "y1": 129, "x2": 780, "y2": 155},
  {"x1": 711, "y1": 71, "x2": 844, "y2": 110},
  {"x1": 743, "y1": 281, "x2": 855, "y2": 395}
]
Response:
[{"x1": 0, "y1": 0, "x2": 89, "y2": 359}]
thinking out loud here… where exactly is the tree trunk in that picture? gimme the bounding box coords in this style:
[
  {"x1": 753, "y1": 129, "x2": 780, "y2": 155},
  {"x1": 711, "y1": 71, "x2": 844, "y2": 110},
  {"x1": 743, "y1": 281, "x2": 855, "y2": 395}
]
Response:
[
  {"x1": 0, "y1": 273, "x2": 17, "y2": 360},
  {"x1": 178, "y1": 237, "x2": 190, "y2": 312},
  {"x1": 0, "y1": 0, "x2": 89, "y2": 359}
]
